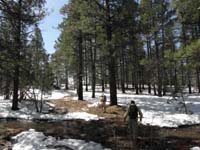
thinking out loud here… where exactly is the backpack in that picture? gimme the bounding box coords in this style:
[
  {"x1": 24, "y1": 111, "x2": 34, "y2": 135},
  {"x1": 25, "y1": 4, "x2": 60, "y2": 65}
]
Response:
[{"x1": 128, "y1": 104, "x2": 138, "y2": 119}]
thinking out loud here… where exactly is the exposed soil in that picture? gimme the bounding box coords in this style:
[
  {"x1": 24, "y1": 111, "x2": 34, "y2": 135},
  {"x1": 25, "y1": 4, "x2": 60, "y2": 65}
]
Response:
[
  {"x1": 48, "y1": 97, "x2": 200, "y2": 149},
  {"x1": 0, "y1": 98, "x2": 200, "y2": 150}
]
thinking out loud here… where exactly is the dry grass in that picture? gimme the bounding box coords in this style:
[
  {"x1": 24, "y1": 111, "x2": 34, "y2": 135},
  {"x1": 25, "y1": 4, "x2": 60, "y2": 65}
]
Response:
[
  {"x1": 47, "y1": 97, "x2": 200, "y2": 149},
  {"x1": 50, "y1": 97, "x2": 126, "y2": 119},
  {"x1": 51, "y1": 97, "x2": 89, "y2": 112}
]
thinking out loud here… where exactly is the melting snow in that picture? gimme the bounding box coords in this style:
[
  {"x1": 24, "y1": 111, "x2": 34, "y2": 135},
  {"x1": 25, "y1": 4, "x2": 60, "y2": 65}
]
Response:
[
  {"x1": 0, "y1": 100, "x2": 102, "y2": 121},
  {"x1": 12, "y1": 129, "x2": 111, "y2": 150},
  {"x1": 190, "y1": 147, "x2": 200, "y2": 150},
  {"x1": 0, "y1": 90, "x2": 200, "y2": 127}
]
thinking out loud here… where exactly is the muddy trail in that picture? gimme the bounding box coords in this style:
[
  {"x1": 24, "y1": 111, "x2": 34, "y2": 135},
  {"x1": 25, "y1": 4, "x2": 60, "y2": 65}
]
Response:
[{"x1": 0, "y1": 118, "x2": 199, "y2": 150}]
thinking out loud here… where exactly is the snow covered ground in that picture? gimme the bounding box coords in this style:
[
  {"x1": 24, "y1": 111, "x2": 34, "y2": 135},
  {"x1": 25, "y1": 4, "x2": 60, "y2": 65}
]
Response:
[
  {"x1": 1, "y1": 89, "x2": 200, "y2": 149},
  {"x1": 75, "y1": 90, "x2": 200, "y2": 127},
  {"x1": 1, "y1": 90, "x2": 200, "y2": 127},
  {"x1": 190, "y1": 147, "x2": 200, "y2": 150},
  {"x1": 0, "y1": 99, "x2": 102, "y2": 121},
  {"x1": 12, "y1": 129, "x2": 111, "y2": 150}
]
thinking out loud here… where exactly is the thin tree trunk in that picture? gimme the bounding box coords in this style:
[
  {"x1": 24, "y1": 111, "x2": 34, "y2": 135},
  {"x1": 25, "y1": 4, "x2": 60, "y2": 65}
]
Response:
[
  {"x1": 65, "y1": 66, "x2": 69, "y2": 90},
  {"x1": 196, "y1": 67, "x2": 200, "y2": 93},
  {"x1": 91, "y1": 41, "x2": 96, "y2": 98},
  {"x1": 131, "y1": 71, "x2": 135, "y2": 91},
  {"x1": 153, "y1": 84, "x2": 157, "y2": 95},
  {"x1": 154, "y1": 33, "x2": 162, "y2": 97},
  {"x1": 148, "y1": 83, "x2": 151, "y2": 94},
  {"x1": 12, "y1": 55, "x2": 20, "y2": 107},
  {"x1": 85, "y1": 65, "x2": 88, "y2": 92},
  {"x1": 188, "y1": 71, "x2": 192, "y2": 94},
  {"x1": 101, "y1": 63, "x2": 105, "y2": 92},
  {"x1": 125, "y1": 60, "x2": 129, "y2": 89},
  {"x1": 147, "y1": 37, "x2": 152, "y2": 94},
  {"x1": 84, "y1": 38, "x2": 88, "y2": 92},
  {"x1": 120, "y1": 49, "x2": 125, "y2": 93},
  {"x1": 4, "y1": 79, "x2": 10, "y2": 100}
]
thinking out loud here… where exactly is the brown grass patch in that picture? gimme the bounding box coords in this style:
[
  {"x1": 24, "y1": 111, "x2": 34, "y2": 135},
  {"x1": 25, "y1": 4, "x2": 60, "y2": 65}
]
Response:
[
  {"x1": 51, "y1": 98, "x2": 89, "y2": 112},
  {"x1": 49, "y1": 97, "x2": 126, "y2": 119}
]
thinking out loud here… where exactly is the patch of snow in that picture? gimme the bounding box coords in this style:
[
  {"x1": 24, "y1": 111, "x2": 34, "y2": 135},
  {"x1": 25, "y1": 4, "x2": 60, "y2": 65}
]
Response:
[
  {"x1": 81, "y1": 90, "x2": 200, "y2": 127},
  {"x1": 0, "y1": 100, "x2": 102, "y2": 121},
  {"x1": 0, "y1": 96, "x2": 4, "y2": 100},
  {"x1": 12, "y1": 129, "x2": 111, "y2": 150},
  {"x1": 190, "y1": 147, "x2": 200, "y2": 150},
  {"x1": 25, "y1": 89, "x2": 71, "y2": 100},
  {"x1": 87, "y1": 102, "x2": 99, "y2": 108},
  {"x1": 1, "y1": 89, "x2": 200, "y2": 127},
  {"x1": 46, "y1": 90, "x2": 70, "y2": 100}
]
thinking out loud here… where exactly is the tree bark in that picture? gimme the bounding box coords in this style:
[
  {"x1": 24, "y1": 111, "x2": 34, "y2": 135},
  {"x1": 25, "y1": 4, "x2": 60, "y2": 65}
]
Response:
[
  {"x1": 106, "y1": 0, "x2": 117, "y2": 105},
  {"x1": 120, "y1": 48, "x2": 125, "y2": 93},
  {"x1": 154, "y1": 33, "x2": 162, "y2": 97},
  {"x1": 65, "y1": 67, "x2": 69, "y2": 90},
  {"x1": 12, "y1": 0, "x2": 22, "y2": 110},
  {"x1": 77, "y1": 30, "x2": 83, "y2": 100},
  {"x1": 91, "y1": 35, "x2": 97, "y2": 98},
  {"x1": 4, "y1": 78, "x2": 10, "y2": 100},
  {"x1": 12, "y1": 65, "x2": 19, "y2": 110},
  {"x1": 101, "y1": 62, "x2": 105, "y2": 92},
  {"x1": 196, "y1": 67, "x2": 200, "y2": 93}
]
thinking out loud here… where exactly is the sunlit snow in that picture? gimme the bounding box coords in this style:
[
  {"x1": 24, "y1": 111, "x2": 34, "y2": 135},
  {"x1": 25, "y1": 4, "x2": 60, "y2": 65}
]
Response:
[
  {"x1": 0, "y1": 100, "x2": 102, "y2": 121},
  {"x1": 0, "y1": 89, "x2": 200, "y2": 127},
  {"x1": 190, "y1": 147, "x2": 200, "y2": 150},
  {"x1": 12, "y1": 129, "x2": 111, "y2": 150}
]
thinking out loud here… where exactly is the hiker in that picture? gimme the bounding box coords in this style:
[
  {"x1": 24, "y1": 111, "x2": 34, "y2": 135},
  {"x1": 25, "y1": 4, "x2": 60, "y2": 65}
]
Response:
[
  {"x1": 124, "y1": 100, "x2": 143, "y2": 142},
  {"x1": 99, "y1": 94, "x2": 107, "y2": 112}
]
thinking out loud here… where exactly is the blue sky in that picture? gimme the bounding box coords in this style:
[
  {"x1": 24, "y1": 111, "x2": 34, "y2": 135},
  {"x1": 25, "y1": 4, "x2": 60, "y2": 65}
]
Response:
[{"x1": 40, "y1": 0, "x2": 69, "y2": 54}]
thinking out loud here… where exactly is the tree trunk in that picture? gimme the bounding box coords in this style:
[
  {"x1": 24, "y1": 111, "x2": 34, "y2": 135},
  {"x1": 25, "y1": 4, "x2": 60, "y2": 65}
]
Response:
[
  {"x1": 131, "y1": 71, "x2": 135, "y2": 91},
  {"x1": 12, "y1": 0, "x2": 22, "y2": 110},
  {"x1": 65, "y1": 66, "x2": 69, "y2": 90},
  {"x1": 108, "y1": 58, "x2": 117, "y2": 105},
  {"x1": 12, "y1": 65, "x2": 19, "y2": 110},
  {"x1": 85, "y1": 66, "x2": 88, "y2": 91},
  {"x1": 154, "y1": 33, "x2": 162, "y2": 97},
  {"x1": 120, "y1": 49, "x2": 125, "y2": 93},
  {"x1": 153, "y1": 84, "x2": 157, "y2": 95},
  {"x1": 91, "y1": 56, "x2": 96, "y2": 98},
  {"x1": 4, "y1": 78, "x2": 10, "y2": 100},
  {"x1": 84, "y1": 38, "x2": 88, "y2": 92},
  {"x1": 147, "y1": 37, "x2": 152, "y2": 94},
  {"x1": 101, "y1": 63, "x2": 105, "y2": 92},
  {"x1": 77, "y1": 30, "x2": 83, "y2": 100},
  {"x1": 148, "y1": 83, "x2": 151, "y2": 94},
  {"x1": 125, "y1": 60, "x2": 129, "y2": 89},
  {"x1": 106, "y1": 0, "x2": 117, "y2": 105},
  {"x1": 188, "y1": 71, "x2": 192, "y2": 94},
  {"x1": 91, "y1": 35, "x2": 97, "y2": 98},
  {"x1": 196, "y1": 67, "x2": 200, "y2": 93}
]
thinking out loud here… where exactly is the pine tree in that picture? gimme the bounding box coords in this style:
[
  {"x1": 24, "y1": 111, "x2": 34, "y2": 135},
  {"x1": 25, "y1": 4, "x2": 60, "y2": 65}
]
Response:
[{"x1": 0, "y1": 0, "x2": 46, "y2": 110}]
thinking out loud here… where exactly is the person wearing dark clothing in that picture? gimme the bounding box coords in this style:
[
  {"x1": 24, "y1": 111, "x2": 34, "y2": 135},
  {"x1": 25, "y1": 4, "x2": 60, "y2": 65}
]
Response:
[{"x1": 124, "y1": 100, "x2": 143, "y2": 142}]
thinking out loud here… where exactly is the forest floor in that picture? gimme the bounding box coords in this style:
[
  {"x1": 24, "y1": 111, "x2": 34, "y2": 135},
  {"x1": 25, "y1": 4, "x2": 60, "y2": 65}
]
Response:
[
  {"x1": 0, "y1": 97, "x2": 200, "y2": 150},
  {"x1": 50, "y1": 97, "x2": 200, "y2": 150}
]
